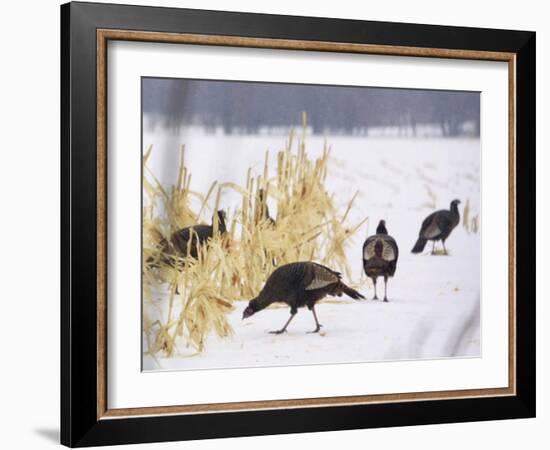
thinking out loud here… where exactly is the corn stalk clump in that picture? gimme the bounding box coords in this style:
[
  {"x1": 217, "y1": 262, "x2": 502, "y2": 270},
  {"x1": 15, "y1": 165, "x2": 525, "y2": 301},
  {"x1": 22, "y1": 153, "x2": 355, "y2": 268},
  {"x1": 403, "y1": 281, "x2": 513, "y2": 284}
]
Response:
[
  {"x1": 461, "y1": 198, "x2": 479, "y2": 234},
  {"x1": 143, "y1": 127, "x2": 367, "y2": 358}
]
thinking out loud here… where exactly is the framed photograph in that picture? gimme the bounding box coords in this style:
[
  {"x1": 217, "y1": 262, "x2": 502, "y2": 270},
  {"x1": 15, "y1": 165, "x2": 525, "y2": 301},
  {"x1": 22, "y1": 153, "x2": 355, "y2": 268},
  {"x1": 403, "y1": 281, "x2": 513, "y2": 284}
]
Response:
[{"x1": 61, "y1": 1, "x2": 535, "y2": 447}]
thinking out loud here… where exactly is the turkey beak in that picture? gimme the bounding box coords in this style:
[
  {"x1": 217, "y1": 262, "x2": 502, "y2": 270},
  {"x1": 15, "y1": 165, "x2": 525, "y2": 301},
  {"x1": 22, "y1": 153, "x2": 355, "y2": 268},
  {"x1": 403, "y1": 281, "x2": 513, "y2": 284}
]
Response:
[{"x1": 243, "y1": 306, "x2": 256, "y2": 320}]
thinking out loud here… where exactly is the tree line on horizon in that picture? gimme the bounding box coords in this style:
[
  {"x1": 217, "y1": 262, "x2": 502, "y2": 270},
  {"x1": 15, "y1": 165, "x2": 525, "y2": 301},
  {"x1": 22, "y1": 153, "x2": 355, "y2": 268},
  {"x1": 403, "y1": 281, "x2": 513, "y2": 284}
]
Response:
[{"x1": 142, "y1": 78, "x2": 480, "y2": 137}]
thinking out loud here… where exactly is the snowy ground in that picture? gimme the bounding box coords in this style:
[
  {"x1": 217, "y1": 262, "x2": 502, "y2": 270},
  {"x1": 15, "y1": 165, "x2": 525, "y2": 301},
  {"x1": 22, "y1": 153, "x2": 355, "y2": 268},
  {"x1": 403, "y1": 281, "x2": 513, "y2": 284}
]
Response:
[{"x1": 143, "y1": 128, "x2": 481, "y2": 371}]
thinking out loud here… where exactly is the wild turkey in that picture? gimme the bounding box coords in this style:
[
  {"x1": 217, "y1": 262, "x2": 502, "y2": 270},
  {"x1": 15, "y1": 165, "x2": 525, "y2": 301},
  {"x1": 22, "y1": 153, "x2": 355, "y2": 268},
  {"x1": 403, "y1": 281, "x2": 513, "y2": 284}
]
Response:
[
  {"x1": 255, "y1": 189, "x2": 276, "y2": 226},
  {"x1": 170, "y1": 210, "x2": 227, "y2": 258},
  {"x1": 411, "y1": 199, "x2": 461, "y2": 255},
  {"x1": 242, "y1": 261, "x2": 364, "y2": 334},
  {"x1": 362, "y1": 220, "x2": 398, "y2": 302},
  {"x1": 146, "y1": 210, "x2": 228, "y2": 270},
  {"x1": 144, "y1": 211, "x2": 227, "y2": 295}
]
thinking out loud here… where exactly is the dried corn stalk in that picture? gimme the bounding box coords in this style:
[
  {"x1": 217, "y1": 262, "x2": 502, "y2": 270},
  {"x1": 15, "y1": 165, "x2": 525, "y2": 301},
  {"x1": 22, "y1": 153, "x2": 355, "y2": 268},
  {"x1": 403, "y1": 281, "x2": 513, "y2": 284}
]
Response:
[{"x1": 143, "y1": 122, "x2": 367, "y2": 357}]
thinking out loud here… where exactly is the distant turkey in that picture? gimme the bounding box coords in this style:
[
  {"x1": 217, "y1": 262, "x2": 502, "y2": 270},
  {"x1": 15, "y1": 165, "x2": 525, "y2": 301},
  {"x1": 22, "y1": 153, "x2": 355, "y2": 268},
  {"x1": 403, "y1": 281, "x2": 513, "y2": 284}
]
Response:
[
  {"x1": 255, "y1": 189, "x2": 276, "y2": 226},
  {"x1": 411, "y1": 199, "x2": 461, "y2": 255},
  {"x1": 362, "y1": 220, "x2": 399, "y2": 302},
  {"x1": 170, "y1": 210, "x2": 227, "y2": 258},
  {"x1": 242, "y1": 261, "x2": 364, "y2": 334}
]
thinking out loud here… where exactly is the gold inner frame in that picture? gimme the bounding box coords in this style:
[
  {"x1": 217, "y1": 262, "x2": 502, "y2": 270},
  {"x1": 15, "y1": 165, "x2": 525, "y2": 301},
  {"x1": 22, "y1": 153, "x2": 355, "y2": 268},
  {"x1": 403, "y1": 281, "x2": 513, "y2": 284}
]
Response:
[{"x1": 96, "y1": 29, "x2": 517, "y2": 420}]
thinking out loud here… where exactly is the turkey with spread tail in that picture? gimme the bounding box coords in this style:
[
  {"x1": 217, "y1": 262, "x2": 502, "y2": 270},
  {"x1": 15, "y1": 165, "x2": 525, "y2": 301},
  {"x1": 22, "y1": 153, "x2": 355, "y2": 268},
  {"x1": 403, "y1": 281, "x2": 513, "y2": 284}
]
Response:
[
  {"x1": 363, "y1": 220, "x2": 398, "y2": 302},
  {"x1": 242, "y1": 261, "x2": 364, "y2": 334},
  {"x1": 411, "y1": 200, "x2": 461, "y2": 255}
]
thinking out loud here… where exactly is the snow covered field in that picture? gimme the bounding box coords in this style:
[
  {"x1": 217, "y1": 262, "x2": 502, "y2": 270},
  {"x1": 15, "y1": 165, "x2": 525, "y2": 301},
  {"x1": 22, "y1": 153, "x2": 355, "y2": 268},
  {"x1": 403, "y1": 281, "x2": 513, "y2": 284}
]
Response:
[{"x1": 143, "y1": 129, "x2": 480, "y2": 371}]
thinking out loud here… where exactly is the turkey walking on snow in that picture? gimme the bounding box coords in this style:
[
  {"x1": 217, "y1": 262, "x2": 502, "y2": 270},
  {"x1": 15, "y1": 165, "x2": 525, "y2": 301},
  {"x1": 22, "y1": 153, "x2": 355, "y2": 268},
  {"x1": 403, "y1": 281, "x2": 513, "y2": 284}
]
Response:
[
  {"x1": 242, "y1": 261, "x2": 364, "y2": 334},
  {"x1": 411, "y1": 199, "x2": 461, "y2": 255},
  {"x1": 170, "y1": 210, "x2": 227, "y2": 259},
  {"x1": 362, "y1": 220, "x2": 398, "y2": 302}
]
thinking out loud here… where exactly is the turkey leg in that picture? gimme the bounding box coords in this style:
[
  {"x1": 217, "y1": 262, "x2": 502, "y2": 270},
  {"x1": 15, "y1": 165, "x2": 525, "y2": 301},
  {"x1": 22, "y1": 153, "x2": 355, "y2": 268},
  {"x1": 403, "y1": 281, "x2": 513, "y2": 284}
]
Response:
[
  {"x1": 307, "y1": 306, "x2": 323, "y2": 334},
  {"x1": 269, "y1": 312, "x2": 296, "y2": 335},
  {"x1": 372, "y1": 277, "x2": 378, "y2": 300},
  {"x1": 442, "y1": 240, "x2": 448, "y2": 255},
  {"x1": 383, "y1": 276, "x2": 389, "y2": 302}
]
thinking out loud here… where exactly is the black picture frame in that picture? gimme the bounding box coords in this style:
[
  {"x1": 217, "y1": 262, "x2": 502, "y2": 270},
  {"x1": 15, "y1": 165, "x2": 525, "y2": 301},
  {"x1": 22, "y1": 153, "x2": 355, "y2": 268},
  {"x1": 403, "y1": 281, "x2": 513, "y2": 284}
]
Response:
[{"x1": 61, "y1": 1, "x2": 535, "y2": 447}]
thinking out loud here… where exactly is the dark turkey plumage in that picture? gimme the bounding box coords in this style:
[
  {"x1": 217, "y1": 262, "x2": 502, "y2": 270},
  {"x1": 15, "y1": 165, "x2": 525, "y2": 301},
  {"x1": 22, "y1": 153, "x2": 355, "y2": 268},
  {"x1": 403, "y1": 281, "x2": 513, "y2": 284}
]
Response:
[
  {"x1": 242, "y1": 261, "x2": 364, "y2": 334},
  {"x1": 256, "y1": 189, "x2": 275, "y2": 226},
  {"x1": 145, "y1": 210, "x2": 227, "y2": 273},
  {"x1": 411, "y1": 199, "x2": 461, "y2": 254},
  {"x1": 362, "y1": 220, "x2": 398, "y2": 302},
  {"x1": 170, "y1": 210, "x2": 227, "y2": 259}
]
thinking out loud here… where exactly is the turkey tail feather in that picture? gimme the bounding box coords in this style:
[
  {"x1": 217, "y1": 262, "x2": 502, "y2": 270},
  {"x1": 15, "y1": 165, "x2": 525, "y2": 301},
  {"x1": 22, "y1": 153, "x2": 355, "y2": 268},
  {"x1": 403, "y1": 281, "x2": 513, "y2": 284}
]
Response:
[
  {"x1": 411, "y1": 237, "x2": 427, "y2": 253},
  {"x1": 339, "y1": 283, "x2": 365, "y2": 300}
]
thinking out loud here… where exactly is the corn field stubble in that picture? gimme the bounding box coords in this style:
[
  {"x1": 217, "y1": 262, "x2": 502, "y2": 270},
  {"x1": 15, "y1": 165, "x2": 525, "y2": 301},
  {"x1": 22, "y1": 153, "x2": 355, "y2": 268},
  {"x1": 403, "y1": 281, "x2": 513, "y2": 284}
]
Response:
[{"x1": 143, "y1": 127, "x2": 368, "y2": 359}]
